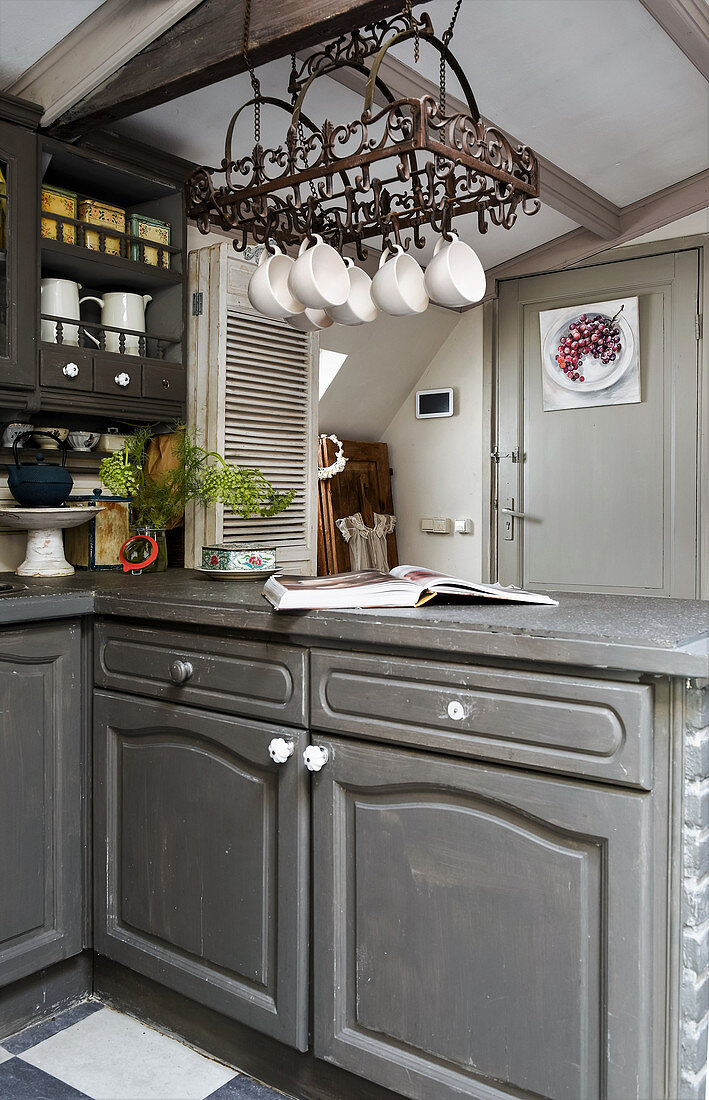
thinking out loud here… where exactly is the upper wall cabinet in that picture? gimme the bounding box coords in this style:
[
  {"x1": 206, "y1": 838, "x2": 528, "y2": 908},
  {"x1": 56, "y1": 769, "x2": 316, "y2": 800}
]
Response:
[
  {"x1": 37, "y1": 138, "x2": 187, "y2": 420},
  {"x1": 0, "y1": 119, "x2": 38, "y2": 407}
]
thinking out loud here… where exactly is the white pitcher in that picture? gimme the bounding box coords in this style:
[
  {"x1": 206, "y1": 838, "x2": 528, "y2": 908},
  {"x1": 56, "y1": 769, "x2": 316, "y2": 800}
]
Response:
[
  {"x1": 82, "y1": 292, "x2": 152, "y2": 355},
  {"x1": 41, "y1": 278, "x2": 82, "y2": 346}
]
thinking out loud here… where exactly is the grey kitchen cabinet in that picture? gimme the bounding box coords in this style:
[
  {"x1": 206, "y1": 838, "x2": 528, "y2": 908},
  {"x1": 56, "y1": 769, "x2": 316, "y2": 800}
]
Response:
[
  {"x1": 0, "y1": 621, "x2": 84, "y2": 988},
  {"x1": 93, "y1": 690, "x2": 310, "y2": 1050},
  {"x1": 310, "y1": 734, "x2": 657, "y2": 1100},
  {"x1": 0, "y1": 117, "x2": 38, "y2": 407}
]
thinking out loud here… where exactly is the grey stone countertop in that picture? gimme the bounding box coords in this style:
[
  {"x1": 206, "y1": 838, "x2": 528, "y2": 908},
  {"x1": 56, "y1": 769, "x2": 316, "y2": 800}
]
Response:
[{"x1": 1, "y1": 568, "x2": 708, "y2": 677}]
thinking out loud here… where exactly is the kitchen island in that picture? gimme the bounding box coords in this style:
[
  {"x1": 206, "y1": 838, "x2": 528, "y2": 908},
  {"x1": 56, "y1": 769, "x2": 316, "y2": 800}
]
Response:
[{"x1": 1, "y1": 570, "x2": 707, "y2": 1100}]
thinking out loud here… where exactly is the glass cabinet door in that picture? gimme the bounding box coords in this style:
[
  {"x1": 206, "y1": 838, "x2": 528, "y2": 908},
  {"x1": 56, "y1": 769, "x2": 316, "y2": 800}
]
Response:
[{"x1": 0, "y1": 120, "x2": 37, "y2": 396}]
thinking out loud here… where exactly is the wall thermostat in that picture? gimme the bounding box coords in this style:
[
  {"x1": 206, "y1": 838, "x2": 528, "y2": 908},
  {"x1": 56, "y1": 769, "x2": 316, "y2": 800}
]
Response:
[{"x1": 416, "y1": 387, "x2": 453, "y2": 419}]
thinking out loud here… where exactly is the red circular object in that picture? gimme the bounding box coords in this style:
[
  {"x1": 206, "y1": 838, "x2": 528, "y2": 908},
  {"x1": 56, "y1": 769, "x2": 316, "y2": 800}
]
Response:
[{"x1": 118, "y1": 534, "x2": 159, "y2": 573}]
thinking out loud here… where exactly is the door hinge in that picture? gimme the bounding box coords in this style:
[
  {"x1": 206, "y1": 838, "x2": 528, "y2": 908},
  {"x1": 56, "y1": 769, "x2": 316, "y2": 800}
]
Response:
[
  {"x1": 696, "y1": 314, "x2": 702, "y2": 341},
  {"x1": 491, "y1": 447, "x2": 523, "y2": 463},
  {"x1": 192, "y1": 292, "x2": 204, "y2": 317}
]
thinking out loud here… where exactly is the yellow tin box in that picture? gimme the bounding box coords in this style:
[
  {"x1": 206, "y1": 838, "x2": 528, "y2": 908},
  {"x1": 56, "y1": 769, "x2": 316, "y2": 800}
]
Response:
[
  {"x1": 78, "y1": 198, "x2": 126, "y2": 256},
  {"x1": 41, "y1": 185, "x2": 77, "y2": 244},
  {"x1": 129, "y1": 213, "x2": 171, "y2": 268}
]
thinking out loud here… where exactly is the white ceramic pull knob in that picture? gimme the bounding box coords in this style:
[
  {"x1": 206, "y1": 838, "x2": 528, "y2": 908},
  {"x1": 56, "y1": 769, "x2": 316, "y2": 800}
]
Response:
[
  {"x1": 303, "y1": 745, "x2": 329, "y2": 772},
  {"x1": 62, "y1": 362, "x2": 79, "y2": 377},
  {"x1": 269, "y1": 737, "x2": 294, "y2": 764},
  {"x1": 447, "y1": 700, "x2": 465, "y2": 721},
  {"x1": 168, "y1": 659, "x2": 193, "y2": 685},
  {"x1": 115, "y1": 372, "x2": 130, "y2": 387}
]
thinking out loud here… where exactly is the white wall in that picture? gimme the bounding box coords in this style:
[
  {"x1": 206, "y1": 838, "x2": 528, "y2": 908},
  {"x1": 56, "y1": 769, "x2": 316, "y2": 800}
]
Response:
[{"x1": 383, "y1": 307, "x2": 485, "y2": 578}]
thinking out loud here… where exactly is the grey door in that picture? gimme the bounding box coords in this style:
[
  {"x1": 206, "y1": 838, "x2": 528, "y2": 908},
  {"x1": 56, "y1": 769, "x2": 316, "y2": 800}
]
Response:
[
  {"x1": 0, "y1": 120, "x2": 37, "y2": 397},
  {"x1": 312, "y1": 735, "x2": 656, "y2": 1100},
  {"x1": 496, "y1": 250, "x2": 699, "y2": 595},
  {"x1": 93, "y1": 691, "x2": 309, "y2": 1050},
  {"x1": 0, "y1": 622, "x2": 83, "y2": 987}
]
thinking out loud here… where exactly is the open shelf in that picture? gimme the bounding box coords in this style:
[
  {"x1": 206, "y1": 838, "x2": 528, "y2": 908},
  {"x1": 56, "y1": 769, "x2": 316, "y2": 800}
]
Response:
[{"x1": 41, "y1": 239, "x2": 182, "y2": 291}]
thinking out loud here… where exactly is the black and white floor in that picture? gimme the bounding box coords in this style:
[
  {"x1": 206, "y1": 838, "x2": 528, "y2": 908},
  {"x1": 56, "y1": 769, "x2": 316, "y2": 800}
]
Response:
[{"x1": 0, "y1": 1001, "x2": 293, "y2": 1099}]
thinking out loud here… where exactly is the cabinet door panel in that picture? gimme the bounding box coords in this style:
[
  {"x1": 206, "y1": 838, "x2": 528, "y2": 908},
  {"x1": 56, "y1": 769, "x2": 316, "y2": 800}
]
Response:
[
  {"x1": 0, "y1": 622, "x2": 83, "y2": 987},
  {"x1": 312, "y1": 737, "x2": 655, "y2": 1100},
  {"x1": 0, "y1": 121, "x2": 37, "y2": 394},
  {"x1": 94, "y1": 691, "x2": 309, "y2": 1049}
]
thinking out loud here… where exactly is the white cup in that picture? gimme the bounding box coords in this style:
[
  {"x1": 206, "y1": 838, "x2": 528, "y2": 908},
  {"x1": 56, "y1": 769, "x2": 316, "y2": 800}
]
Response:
[
  {"x1": 41, "y1": 278, "x2": 82, "y2": 345},
  {"x1": 285, "y1": 308, "x2": 334, "y2": 332},
  {"x1": 326, "y1": 260, "x2": 378, "y2": 326},
  {"x1": 287, "y1": 235, "x2": 349, "y2": 310},
  {"x1": 81, "y1": 292, "x2": 152, "y2": 355},
  {"x1": 370, "y1": 245, "x2": 428, "y2": 316},
  {"x1": 424, "y1": 232, "x2": 486, "y2": 308},
  {"x1": 248, "y1": 247, "x2": 305, "y2": 320}
]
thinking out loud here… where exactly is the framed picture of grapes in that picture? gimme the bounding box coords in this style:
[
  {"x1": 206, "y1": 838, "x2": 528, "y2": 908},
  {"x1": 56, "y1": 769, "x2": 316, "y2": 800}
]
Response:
[{"x1": 539, "y1": 296, "x2": 640, "y2": 411}]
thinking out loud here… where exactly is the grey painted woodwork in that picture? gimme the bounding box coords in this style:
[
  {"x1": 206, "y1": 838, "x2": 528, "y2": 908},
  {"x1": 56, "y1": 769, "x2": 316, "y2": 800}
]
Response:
[
  {"x1": 497, "y1": 250, "x2": 700, "y2": 596},
  {"x1": 312, "y1": 734, "x2": 656, "y2": 1100},
  {"x1": 0, "y1": 621, "x2": 83, "y2": 988},
  {"x1": 95, "y1": 621, "x2": 307, "y2": 726},
  {"x1": 311, "y1": 647, "x2": 654, "y2": 787},
  {"x1": 0, "y1": 119, "x2": 37, "y2": 407},
  {"x1": 93, "y1": 690, "x2": 310, "y2": 1050}
]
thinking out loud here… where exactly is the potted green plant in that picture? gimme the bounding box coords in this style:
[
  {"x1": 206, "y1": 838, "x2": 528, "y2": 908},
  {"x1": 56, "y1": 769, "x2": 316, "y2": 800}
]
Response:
[{"x1": 99, "y1": 425, "x2": 295, "y2": 572}]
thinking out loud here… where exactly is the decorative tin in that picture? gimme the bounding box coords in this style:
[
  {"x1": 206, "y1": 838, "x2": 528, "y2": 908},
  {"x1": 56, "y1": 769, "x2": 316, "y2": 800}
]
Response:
[
  {"x1": 78, "y1": 198, "x2": 126, "y2": 256},
  {"x1": 200, "y1": 543, "x2": 277, "y2": 576},
  {"x1": 64, "y1": 493, "x2": 132, "y2": 570},
  {"x1": 41, "y1": 185, "x2": 77, "y2": 244},
  {"x1": 129, "y1": 213, "x2": 171, "y2": 268}
]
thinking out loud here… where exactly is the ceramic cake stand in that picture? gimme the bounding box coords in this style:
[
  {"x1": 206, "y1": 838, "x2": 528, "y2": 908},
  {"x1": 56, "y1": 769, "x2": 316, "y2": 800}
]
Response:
[{"x1": 0, "y1": 506, "x2": 102, "y2": 577}]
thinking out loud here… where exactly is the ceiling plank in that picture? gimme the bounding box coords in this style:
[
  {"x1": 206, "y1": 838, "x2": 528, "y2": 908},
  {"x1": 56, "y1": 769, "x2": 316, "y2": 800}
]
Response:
[
  {"x1": 306, "y1": 49, "x2": 622, "y2": 239},
  {"x1": 49, "y1": 0, "x2": 414, "y2": 139},
  {"x1": 6, "y1": 0, "x2": 204, "y2": 129},
  {"x1": 637, "y1": 0, "x2": 709, "y2": 81},
  {"x1": 479, "y1": 168, "x2": 709, "y2": 301}
]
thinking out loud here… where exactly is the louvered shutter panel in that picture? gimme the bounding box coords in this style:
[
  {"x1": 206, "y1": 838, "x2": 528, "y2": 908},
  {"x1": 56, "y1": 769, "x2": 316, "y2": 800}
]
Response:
[{"x1": 222, "y1": 309, "x2": 312, "y2": 548}]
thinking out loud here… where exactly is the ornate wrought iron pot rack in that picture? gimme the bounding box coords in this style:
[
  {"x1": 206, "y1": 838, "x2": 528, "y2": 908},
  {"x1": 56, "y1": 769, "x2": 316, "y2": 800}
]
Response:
[{"x1": 186, "y1": 11, "x2": 541, "y2": 259}]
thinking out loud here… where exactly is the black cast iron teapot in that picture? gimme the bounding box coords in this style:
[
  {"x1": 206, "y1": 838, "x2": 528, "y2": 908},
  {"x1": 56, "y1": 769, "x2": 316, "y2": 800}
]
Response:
[{"x1": 7, "y1": 431, "x2": 74, "y2": 507}]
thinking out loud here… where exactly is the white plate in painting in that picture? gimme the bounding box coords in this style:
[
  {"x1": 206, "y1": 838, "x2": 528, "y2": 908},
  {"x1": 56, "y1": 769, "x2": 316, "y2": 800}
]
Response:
[{"x1": 542, "y1": 308, "x2": 635, "y2": 393}]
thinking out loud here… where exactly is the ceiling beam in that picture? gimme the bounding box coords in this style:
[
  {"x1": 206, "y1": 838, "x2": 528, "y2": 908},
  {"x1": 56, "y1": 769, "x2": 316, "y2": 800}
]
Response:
[
  {"x1": 6, "y1": 0, "x2": 204, "y2": 129},
  {"x1": 307, "y1": 49, "x2": 622, "y2": 240},
  {"x1": 480, "y1": 168, "x2": 709, "y2": 301},
  {"x1": 49, "y1": 0, "x2": 414, "y2": 139},
  {"x1": 637, "y1": 0, "x2": 709, "y2": 81}
]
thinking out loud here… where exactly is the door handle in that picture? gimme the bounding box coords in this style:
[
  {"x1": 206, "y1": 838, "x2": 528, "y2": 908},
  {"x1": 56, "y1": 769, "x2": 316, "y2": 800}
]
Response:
[{"x1": 500, "y1": 506, "x2": 526, "y2": 519}]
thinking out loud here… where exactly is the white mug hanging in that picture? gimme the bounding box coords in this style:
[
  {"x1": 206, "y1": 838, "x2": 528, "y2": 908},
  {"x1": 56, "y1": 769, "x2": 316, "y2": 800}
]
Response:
[{"x1": 288, "y1": 234, "x2": 349, "y2": 310}]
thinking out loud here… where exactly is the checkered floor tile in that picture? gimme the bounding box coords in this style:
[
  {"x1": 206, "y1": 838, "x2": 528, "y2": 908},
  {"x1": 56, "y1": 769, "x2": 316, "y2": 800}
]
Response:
[{"x1": 0, "y1": 1002, "x2": 293, "y2": 1099}]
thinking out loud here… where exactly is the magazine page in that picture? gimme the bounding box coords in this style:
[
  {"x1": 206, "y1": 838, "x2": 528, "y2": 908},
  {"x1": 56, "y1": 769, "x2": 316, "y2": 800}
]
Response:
[{"x1": 390, "y1": 566, "x2": 558, "y2": 605}]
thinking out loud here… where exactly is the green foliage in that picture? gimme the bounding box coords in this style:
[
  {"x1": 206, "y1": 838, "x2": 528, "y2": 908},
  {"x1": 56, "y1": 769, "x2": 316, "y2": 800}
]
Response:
[{"x1": 100, "y1": 426, "x2": 295, "y2": 529}]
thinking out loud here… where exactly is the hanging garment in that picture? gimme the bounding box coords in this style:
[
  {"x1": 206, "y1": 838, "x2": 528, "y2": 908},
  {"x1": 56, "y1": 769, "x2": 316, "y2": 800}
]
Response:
[{"x1": 336, "y1": 512, "x2": 396, "y2": 572}]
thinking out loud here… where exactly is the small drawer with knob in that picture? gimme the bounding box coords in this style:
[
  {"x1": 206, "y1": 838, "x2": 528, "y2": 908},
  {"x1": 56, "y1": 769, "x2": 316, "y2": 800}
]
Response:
[
  {"x1": 142, "y1": 363, "x2": 185, "y2": 402},
  {"x1": 40, "y1": 347, "x2": 93, "y2": 392},
  {"x1": 93, "y1": 356, "x2": 142, "y2": 398},
  {"x1": 310, "y1": 649, "x2": 654, "y2": 788},
  {"x1": 95, "y1": 622, "x2": 306, "y2": 725}
]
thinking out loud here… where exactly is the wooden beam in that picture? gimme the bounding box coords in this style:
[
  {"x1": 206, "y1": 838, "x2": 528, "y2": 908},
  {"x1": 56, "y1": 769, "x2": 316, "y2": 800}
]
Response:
[
  {"x1": 637, "y1": 0, "x2": 709, "y2": 81},
  {"x1": 6, "y1": 0, "x2": 204, "y2": 128},
  {"x1": 478, "y1": 168, "x2": 709, "y2": 301},
  {"x1": 307, "y1": 49, "x2": 622, "y2": 240},
  {"x1": 49, "y1": 0, "x2": 413, "y2": 139}
]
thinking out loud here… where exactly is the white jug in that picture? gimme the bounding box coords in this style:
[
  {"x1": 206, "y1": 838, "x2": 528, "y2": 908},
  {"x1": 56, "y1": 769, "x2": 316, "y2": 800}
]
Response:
[
  {"x1": 41, "y1": 278, "x2": 82, "y2": 346},
  {"x1": 83, "y1": 292, "x2": 152, "y2": 355}
]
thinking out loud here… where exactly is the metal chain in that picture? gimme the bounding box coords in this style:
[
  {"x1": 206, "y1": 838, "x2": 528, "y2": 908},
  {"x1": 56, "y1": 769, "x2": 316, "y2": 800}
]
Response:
[
  {"x1": 242, "y1": 0, "x2": 262, "y2": 143},
  {"x1": 439, "y1": 0, "x2": 463, "y2": 116},
  {"x1": 403, "y1": 0, "x2": 419, "y2": 62}
]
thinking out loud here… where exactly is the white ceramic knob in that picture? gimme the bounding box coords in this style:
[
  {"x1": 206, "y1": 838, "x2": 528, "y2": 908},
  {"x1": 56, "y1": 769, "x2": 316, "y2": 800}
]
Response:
[
  {"x1": 269, "y1": 737, "x2": 294, "y2": 764},
  {"x1": 303, "y1": 745, "x2": 329, "y2": 772},
  {"x1": 447, "y1": 700, "x2": 465, "y2": 721},
  {"x1": 62, "y1": 362, "x2": 79, "y2": 378},
  {"x1": 115, "y1": 372, "x2": 130, "y2": 387}
]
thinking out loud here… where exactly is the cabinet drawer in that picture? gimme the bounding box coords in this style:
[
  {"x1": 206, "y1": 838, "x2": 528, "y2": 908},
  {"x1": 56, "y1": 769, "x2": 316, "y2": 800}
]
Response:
[
  {"x1": 40, "y1": 346, "x2": 93, "y2": 391},
  {"x1": 311, "y1": 649, "x2": 653, "y2": 788},
  {"x1": 96, "y1": 622, "x2": 306, "y2": 726},
  {"x1": 142, "y1": 362, "x2": 185, "y2": 402},
  {"x1": 93, "y1": 356, "x2": 142, "y2": 398}
]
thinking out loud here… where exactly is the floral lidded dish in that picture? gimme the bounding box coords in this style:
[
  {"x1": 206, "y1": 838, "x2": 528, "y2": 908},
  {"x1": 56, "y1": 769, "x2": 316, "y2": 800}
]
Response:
[{"x1": 199, "y1": 543, "x2": 277, "y2": 578}]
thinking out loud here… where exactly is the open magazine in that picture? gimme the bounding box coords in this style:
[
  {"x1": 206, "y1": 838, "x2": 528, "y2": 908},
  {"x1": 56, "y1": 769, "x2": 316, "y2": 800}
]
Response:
[{"x1": 263, "y1": 565, "x2": 559, "y2": 611}]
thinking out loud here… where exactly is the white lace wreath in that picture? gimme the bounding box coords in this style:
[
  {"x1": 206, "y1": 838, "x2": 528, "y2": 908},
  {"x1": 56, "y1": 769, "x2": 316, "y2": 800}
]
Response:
[{"x1": 318, "y1": 434, "x2": 348, "y2": 479}]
